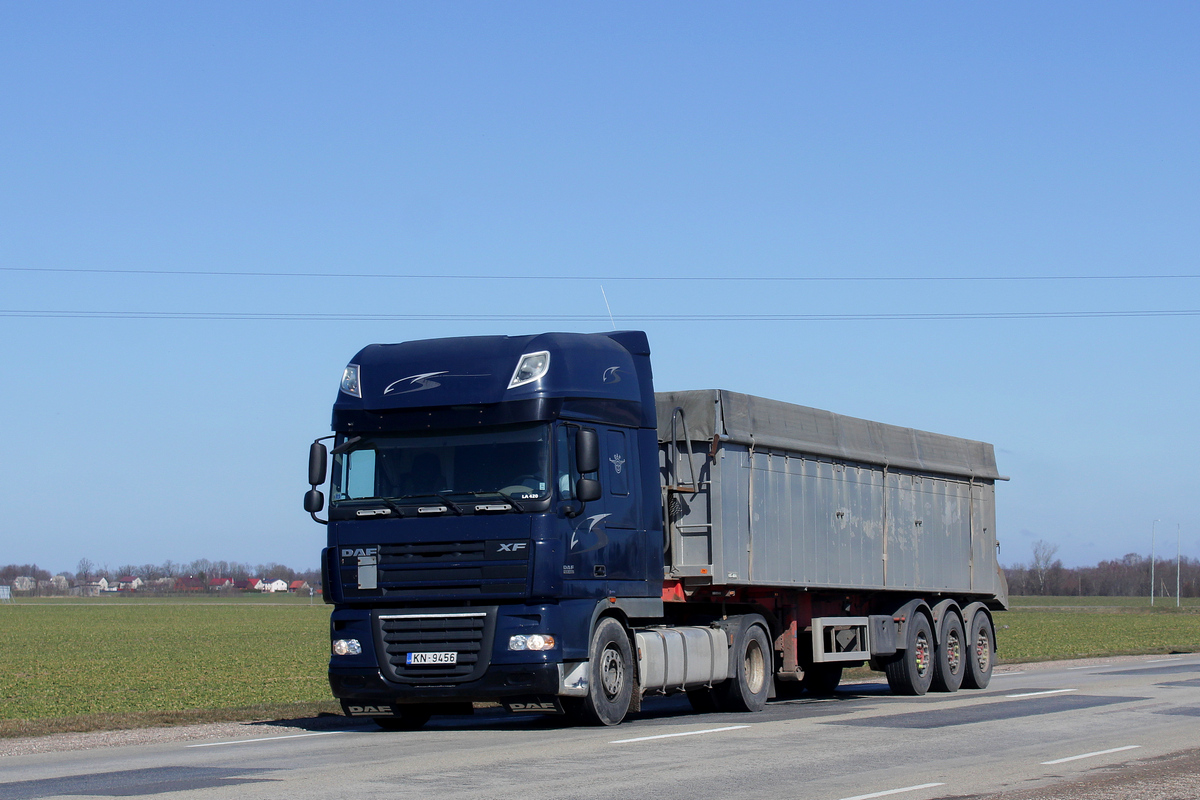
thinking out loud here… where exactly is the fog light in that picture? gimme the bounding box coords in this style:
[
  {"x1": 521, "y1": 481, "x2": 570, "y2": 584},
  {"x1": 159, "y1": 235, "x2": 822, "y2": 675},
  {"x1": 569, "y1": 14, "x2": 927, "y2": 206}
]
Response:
[
  {"x1": 333, "y1": 638, "x2": 362, "y2": 656},
  {"x1": 509, "y1": 634, "x2": 555, "y2": 651}
]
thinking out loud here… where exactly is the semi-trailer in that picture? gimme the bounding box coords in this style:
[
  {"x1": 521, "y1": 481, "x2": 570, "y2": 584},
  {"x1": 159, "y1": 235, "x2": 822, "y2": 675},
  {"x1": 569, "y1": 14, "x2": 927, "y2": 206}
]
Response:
[{"x1": 304, "y1": 330, "x2": 1008, "y2": 728}]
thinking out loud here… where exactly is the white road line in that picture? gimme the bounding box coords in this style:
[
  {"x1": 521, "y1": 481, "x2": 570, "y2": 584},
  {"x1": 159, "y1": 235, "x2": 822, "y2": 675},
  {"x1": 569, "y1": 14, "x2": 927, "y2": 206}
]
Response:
[
  {"x1": 837, "y1": 782, "x2": 946, "y2": 800},
  {"x1": 1145, "y1": 658, "x2": 1182, "y2": 664},
  {"x1": 992, "y1": 671, "x2": 1025, "y2": 677},
  {"x1": 1041, "y1": 745, "x2": 1141, "y2": 765},
  {"x1": 1067, "y1": 666, "x2": 1099, "y2": 670},
  {"x1": 1006, "y1": 689, "x2": 1078, "y2": 698},
  {"x1": 609, "y1": 725, "x2": 751, "y2": 744},
  {"x1": 187, "y1": 731, "x2": 345, "y2": 748}
]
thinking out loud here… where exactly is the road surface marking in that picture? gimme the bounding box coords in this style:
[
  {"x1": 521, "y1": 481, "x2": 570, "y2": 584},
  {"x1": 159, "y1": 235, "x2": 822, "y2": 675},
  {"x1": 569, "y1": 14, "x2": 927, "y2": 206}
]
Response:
[
  {"x1": 837, "y1": 782, "x2": 946, "y2": 800},
  {"x1": 992, "y1": 671, "x2": 1025, "y2": 677},
  {"x1": 1006, "y1": 689, "x2": 1077, "y2": 698},
  {"x1": 1067, "y1": 665, "x2": 1099, "y2": 670},
  {"x1": 609, "y1": 725, "x2": 751, "y2": 744},
  {"x1": 1145, "y1": 658, "x2": 1182, "y2": 664},
  {"x1": 1041, "y1": 745, "x2": 1141, "y2": 765},
  {"x1": 187, "y1": 731, "x2": 345, "y2": 748}
]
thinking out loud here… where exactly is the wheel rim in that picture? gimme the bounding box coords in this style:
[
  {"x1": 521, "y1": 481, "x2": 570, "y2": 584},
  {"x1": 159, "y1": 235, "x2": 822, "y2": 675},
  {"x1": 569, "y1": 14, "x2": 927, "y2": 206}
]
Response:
[
  {"x1": 946, "y1": 629, "x2": 962, "y2": 674},
  {"x1": 600, "y1": 644, "x2": 625, "y2": 699},
  {"x1": 914, "y1": 631, "x2": 930, "y2": 677},
  {"x1": 743, "y1": 639, "x2": 765, "y2": 694},
  {"x1": 974, "y1": 629, "x2": 991, "y2": 673}
]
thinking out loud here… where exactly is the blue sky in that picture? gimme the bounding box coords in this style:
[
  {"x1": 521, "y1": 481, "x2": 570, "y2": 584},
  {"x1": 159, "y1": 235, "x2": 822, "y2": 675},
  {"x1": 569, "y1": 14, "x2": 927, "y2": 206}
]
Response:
[{"x1": 2, "y1": 3, "x2": 1197, "y2": 574}]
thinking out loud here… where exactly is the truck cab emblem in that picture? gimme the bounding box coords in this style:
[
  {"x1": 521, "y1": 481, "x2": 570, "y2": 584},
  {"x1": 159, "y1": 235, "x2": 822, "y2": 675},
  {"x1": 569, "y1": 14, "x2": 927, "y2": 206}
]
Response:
[
  {"x1": 570, "y1": 513, "x2": 610, "y2": 553},
  {"x1": 609, "y1": 454, "x2": 625, "y2": 474},
  {"x1": 384, "y1": 371, "x2": 449, "y2": 395},
  {"x1": 602, "y1": 366, "x2": 622, "y2": 383}
]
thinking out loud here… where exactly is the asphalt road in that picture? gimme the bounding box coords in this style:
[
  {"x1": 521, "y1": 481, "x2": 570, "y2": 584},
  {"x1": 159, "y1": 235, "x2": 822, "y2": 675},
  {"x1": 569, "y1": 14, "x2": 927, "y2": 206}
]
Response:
[{"x1": 3, "y1": 655, "x2": 1200, "y2": 800}]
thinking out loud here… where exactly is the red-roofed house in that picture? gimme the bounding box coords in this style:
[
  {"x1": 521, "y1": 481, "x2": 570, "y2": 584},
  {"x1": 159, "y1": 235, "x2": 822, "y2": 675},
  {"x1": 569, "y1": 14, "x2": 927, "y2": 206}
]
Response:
[
  {"x1": 288, "y1": 580, "x2": 310, "y2": 593},
  {"x1": 208, "y1": 577, "x2": 233, "y2": 591}
]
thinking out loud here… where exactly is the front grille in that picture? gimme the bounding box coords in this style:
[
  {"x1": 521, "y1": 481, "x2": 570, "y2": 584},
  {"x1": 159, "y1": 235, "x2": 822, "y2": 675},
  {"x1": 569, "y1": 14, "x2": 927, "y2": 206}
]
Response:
[{"x1": 375, "y1": 609, "x2": 496, "y2": 684}]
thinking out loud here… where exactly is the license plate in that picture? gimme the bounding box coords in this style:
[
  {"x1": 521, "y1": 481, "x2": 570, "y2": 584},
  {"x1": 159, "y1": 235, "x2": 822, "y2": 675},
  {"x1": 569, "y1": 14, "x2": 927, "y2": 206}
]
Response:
[{"x1": 406, "y1": 651, "x2": 457, "y2": 665}]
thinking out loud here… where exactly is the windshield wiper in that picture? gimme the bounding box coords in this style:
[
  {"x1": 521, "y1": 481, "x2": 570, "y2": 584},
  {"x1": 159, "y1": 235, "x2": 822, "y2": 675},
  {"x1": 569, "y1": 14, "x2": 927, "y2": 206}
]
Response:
[
  {"x1": 395, "y1": 493, "x2": 464, "y2": 515},
  {"x1": 475, "y1": 491, "x2": 525, "y2": 512}
]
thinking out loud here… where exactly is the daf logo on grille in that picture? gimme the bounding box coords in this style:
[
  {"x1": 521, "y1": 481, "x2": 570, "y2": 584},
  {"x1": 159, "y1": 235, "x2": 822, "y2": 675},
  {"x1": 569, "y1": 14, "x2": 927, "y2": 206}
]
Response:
[{"x1": 341, "y1": 547, "x2": 378, "y2": 558}]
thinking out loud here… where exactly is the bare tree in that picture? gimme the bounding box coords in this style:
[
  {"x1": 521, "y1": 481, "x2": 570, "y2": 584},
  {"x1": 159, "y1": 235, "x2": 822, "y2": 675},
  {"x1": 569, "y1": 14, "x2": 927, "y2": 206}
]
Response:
[
  {"x1": 1031, "y1": 540, "x2": 1060, "y2": 595},
  {"x1": 76, "y1": 557, "x2": 94, "y2": 581}
]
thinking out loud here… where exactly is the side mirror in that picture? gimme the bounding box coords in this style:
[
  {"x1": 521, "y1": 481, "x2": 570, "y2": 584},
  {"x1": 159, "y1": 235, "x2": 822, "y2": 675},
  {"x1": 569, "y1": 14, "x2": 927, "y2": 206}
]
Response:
[
  {"x1": 308, "y1": 441, "x2": 328, "y2": 486},
  {"x1": 576, "y1": 428, "x2": 599, "y2": 474},
  {"x1": 576, "y1": 477, "x2": 601, "y2": 503},
  {"x1": 304, "y1": 488, "x2": 325, "y2": 513}
]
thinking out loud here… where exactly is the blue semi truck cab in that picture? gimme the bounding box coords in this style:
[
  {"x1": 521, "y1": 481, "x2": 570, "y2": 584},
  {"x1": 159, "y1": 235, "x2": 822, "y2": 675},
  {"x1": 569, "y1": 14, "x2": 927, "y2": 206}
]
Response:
[
  {"x1": 306, "y1": 330, "x2": 1007, "y2": 728},
  {"x1": 305, "y1": 331, "x2": 670, "y2": 728}
]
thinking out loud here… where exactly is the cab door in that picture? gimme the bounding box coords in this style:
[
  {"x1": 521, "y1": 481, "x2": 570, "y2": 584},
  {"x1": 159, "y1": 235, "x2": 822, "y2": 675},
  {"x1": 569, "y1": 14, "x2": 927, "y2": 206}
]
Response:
[{"x1": 559, "y1": 425, "x2": 642, "y2": 592}]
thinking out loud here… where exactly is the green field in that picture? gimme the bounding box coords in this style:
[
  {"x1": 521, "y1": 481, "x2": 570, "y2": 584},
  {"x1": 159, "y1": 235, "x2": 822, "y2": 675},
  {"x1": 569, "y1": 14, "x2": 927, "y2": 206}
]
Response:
[
  {"x1": 0, "y1": 599, "x2": 335, "y2": 735},
  {"x1": 1, "y1": 595, "x2": 1198, "y2": 736}
]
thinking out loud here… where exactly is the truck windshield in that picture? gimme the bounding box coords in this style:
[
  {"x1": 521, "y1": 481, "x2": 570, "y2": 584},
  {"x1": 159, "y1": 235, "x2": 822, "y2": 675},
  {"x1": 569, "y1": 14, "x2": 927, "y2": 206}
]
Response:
[{"x1": 331, "y1": 423, "x2": 552, "y2": 506}]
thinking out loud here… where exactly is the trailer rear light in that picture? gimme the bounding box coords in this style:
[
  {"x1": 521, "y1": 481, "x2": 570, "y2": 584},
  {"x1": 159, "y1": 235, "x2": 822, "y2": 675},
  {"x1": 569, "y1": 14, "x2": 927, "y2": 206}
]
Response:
[
  {"x1": 340, "y1": 364, "x2": 362, "y2": 397},
  {"x1": 509, "y1": 634, "x2": 556, "y2": 651},
  {"x1": 508, "y1": 351, "x2": 550, "y2": 389},
  {"x1": 333, "y1": 638, "x2": 362, "y2": 656}
]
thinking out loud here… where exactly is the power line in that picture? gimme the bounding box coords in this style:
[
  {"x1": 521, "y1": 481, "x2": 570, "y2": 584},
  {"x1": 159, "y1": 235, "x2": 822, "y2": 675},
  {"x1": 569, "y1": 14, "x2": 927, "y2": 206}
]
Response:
[
  {"x1": 1, "y1": 309, "x2": 1197, "y2": 321},
  {"x1": 3, "y1": 266, "x2": 1200, "y2": 282}
]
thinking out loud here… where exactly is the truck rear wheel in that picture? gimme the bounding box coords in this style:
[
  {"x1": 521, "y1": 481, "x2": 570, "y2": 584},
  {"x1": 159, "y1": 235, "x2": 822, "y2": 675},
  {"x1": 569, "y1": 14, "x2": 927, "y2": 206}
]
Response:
[
  {"x1": 575, "y1": 617, "x2": 634, "y2": 726},
  {"x1": 931, "y1": 613, "x2": 965, "y2": 692},
  {"x1": 884, "y1": 612, "x2": 934, "y2": 696},
  {"x1": 717, "y1": 618, "x2": 771, "y2": 712},
  {"x1": 961, "y1": 611, "x2": 995, "y2": 690}
]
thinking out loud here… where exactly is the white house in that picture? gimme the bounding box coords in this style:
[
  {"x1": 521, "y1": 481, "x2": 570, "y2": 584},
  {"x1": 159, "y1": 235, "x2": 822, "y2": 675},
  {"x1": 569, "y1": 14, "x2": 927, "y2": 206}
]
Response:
[{"x1": 261, "y1": 578, "x2": 289, "y2": 593}]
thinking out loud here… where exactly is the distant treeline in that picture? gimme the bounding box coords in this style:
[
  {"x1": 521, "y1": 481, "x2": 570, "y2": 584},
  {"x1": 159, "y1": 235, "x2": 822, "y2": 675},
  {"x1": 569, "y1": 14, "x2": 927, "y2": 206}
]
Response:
[
  {"x1": 1, "y1": 558, "x2": 321, "y2": 593},
  {"x1": 1005, "y1": 545, "x2": 1200, "y2": 598}
]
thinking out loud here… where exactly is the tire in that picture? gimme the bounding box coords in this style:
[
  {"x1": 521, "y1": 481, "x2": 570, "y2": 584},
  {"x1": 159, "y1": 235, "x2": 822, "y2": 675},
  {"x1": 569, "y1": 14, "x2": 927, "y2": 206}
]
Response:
[
  {"x1": 717, "y1": 618, "x2": 771, "y2": 712},
  {"x1": 931, "y1": 612, "x2": 965, "y2": 693},
  {"x1": 374, "y1": 705, "x2": 433, "y2": 731},
  {"x1": 884, "y1": 612, "x2": 934, "y2": 696},
  {"x1": 961, "y1": 611, "x2": 995, "y2": 690},
  {"x1": 577, "y1": 617, "x2": 634, "y2": 726},
  {"x1": 802, "y1": 662, "x2": 844, "y2": 696}
]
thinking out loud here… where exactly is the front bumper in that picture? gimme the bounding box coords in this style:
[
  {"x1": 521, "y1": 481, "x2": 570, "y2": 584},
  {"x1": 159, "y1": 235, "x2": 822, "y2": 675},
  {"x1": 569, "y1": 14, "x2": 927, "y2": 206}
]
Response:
[{"x1": 330, "y1": 661, "x2": 570, "y2": 705}]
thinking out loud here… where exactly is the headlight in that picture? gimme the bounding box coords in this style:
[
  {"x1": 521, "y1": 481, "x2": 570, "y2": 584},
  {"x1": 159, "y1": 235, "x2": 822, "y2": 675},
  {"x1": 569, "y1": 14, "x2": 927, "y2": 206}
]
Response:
[
  {"x1": 332, "y1": 638, "x2": 362, "y2": 656},
  {"x1": 508, "y1": 351, "x2": 550, "y2": 389},
  {"x1": 341, "y1": 364, "x2": 362, "y2": 397},
  {"x1": 509, "y1": 634, "x2": 556, "y2": 651}
]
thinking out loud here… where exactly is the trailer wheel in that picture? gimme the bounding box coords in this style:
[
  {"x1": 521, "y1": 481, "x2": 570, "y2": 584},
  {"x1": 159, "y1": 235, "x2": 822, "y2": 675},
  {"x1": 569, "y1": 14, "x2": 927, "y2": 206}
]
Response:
[
  {"x1": 884, "y1": 612, "x2": 934, "y2": 696},
  {"x1": 931, "y1": 613, "x2": 965, "y2": 693},
  {"x1": 374, "y1": 706, "x2": 432, "y2": 731},
  {"x1": 961, "y1": 611, "x2": 995, "y2": 690},
  {"x1": 803, "y1": 663, "x2": 844, "y2": 696},
  {"x1": 575, "y1": 617, "x2": 634, "y2": 726},
  {"x1": 718, "y1": 619, "x2": 771, "y2": 712}
]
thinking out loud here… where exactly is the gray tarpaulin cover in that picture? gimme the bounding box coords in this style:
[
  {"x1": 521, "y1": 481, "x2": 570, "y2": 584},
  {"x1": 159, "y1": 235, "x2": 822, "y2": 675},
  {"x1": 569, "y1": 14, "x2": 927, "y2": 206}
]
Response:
[{"x1": 656, "y1": 390, "x2": 1005, "y2": 482}]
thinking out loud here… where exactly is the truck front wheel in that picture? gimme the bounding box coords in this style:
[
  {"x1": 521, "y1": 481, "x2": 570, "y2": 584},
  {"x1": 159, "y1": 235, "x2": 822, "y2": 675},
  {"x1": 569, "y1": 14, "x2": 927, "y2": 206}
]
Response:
[
  {"x1": 718, "y1": 618, "x2": 771, "y2": 712},
  {"x1": 572, "y1": 617, "x2": 634, "y2": 726},
  {"x1": 884, "y1": 612, "x2": 934, "y2": 696}
]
